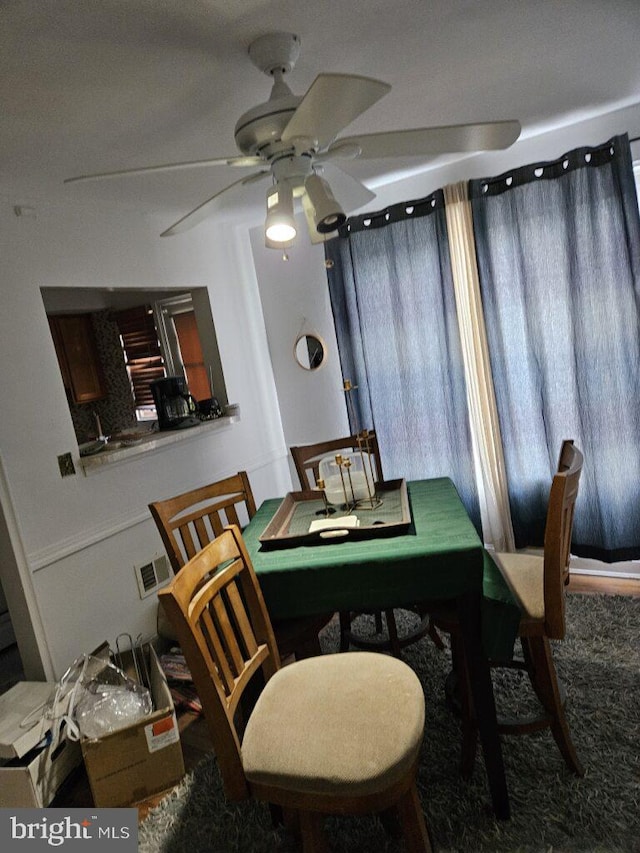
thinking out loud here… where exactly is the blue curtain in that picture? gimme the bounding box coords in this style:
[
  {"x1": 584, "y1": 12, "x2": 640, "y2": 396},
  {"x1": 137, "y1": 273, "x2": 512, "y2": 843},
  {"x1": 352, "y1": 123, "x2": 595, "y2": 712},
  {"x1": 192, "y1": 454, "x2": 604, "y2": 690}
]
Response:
[
  {"x1": 470, "y1": 135, "x2": 640, "y2": 561},
  {"x1": 325, "y1": 193, "x2": 481, "y2": 533}
]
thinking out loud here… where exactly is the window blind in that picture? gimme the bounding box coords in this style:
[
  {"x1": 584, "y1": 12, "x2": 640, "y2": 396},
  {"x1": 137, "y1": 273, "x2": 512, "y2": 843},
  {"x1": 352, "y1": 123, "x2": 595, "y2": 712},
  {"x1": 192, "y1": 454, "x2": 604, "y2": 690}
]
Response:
[{"x1": 113, "y1": 305, "x2": 165, "y2": 406}]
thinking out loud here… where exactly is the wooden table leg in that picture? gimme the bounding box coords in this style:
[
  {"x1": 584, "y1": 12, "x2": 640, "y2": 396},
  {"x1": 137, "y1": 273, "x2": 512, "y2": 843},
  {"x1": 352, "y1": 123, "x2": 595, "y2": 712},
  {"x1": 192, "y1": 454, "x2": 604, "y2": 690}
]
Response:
[{"x1": 456, "y1": 590, "x2": 510, "y2": 820}]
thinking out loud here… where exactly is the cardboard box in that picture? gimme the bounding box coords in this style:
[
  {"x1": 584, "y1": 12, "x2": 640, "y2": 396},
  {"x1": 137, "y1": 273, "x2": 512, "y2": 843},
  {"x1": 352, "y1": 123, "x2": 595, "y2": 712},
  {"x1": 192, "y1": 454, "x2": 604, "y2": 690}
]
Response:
[
  {"x1": 0, "y1": 681, "x2": 82, "y2": 807},
  {"x1": 81, "y1": 644, "x2": 185, "y2": 807}
]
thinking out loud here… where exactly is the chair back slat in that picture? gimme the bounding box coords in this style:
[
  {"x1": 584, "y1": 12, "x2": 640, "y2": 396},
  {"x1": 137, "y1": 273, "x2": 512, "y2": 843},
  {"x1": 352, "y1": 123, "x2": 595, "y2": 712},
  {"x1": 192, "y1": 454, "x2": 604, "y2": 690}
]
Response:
[
  {"x1": 225, "y1": 580, "x2": 259, "y2": 659},
  {"x1": 149, "y1": 471, "x2": 255, "y2": 572},
  {"x1": 224, "y1": 503, "x2": 242, "y2": 528},
  {"x1": 158, "y1": 526, "x2": 280, "y2": 800},
  {"x1": 177, "y1": 522, "x2": 198, "y2": 561},
  {"x1": 543, "y1": 441, "x2": 583, "y2": 639},
  {"x1": 200, "y1": 605, "x2": 237, "y2": 695},
  {"x1": 212, "y1": 589, "x2": 248, "y2": 679},
  {"x1": 193, "y1": 516, "x2": 211, "y2": 550},
  {"x1": 207, "y1": 510, "x2": 226, "y2": 538},
  {"x1": 291, "y1": 431, "x2": 383, "y2": 491}
]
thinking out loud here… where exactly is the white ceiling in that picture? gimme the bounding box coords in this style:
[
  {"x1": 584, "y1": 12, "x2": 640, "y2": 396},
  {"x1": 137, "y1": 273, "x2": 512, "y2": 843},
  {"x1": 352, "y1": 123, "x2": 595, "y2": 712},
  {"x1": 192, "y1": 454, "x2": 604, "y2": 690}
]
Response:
[{"x1": 2, "y1": 0, "x2": 639, "y2": 226}]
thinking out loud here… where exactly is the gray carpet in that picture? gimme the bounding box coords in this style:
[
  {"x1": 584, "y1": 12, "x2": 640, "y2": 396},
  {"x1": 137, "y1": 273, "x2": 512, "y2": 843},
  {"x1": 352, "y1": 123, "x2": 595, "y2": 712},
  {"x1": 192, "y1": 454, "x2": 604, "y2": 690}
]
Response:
[{"x1": 140, "y1": 593, "x2": 640, "y2": 852}]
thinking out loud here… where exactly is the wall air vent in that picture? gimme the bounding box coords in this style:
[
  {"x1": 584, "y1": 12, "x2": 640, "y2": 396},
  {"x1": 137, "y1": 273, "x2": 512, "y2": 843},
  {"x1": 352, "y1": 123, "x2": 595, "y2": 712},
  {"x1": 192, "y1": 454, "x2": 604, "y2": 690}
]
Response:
[{"x1": 134, "y1": 554, "x2": 171, "y2": 599}]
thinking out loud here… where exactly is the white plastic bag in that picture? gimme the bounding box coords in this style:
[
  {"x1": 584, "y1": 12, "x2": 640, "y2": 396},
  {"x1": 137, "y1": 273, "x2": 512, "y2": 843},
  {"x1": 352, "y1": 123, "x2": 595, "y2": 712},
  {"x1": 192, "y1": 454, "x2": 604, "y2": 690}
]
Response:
[{"x1": 45, "y1": 653, "x2": 152, "y2": 741}]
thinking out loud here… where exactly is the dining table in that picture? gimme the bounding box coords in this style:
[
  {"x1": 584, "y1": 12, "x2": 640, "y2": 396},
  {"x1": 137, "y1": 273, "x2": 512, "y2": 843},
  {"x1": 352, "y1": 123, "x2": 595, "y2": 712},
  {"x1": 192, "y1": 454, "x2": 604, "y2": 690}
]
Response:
[{"x1": 242, "y1": 477, "x2": 521, "y2": 820}]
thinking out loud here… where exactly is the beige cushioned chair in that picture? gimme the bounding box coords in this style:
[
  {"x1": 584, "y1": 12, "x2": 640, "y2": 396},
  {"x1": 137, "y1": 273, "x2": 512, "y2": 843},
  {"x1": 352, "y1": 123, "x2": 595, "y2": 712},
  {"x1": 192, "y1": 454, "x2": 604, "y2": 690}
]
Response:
[
  {"x1": 432, "y1": 440, "x2": 585, "y2": 779},
  {"x1": 159, "y1": 525, "x2": 432, "y2": 852}
]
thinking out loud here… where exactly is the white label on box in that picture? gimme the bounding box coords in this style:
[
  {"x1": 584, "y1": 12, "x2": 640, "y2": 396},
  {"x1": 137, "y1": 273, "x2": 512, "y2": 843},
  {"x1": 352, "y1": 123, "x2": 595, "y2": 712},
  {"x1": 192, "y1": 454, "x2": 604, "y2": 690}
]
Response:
[{"x1": 144, "y1": 711, "x2": 180, "y2": 753}]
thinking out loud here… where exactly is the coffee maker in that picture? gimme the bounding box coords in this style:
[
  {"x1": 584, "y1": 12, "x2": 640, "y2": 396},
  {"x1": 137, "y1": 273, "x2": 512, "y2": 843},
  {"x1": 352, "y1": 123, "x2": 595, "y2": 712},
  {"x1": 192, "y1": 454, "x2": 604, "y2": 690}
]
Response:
[{"x1": 150, "y1": 376, "x2": 200, "y2": 430}]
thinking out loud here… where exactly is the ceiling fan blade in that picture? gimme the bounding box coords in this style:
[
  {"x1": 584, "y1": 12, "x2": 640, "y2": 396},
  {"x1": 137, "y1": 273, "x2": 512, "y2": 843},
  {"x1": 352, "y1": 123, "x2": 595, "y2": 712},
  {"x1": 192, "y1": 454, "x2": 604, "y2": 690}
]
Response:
[
  {"x1": 64, "y1": 154, "x2": 263, "y2": 184},
  {"x1": 282, "y1": 73, "x2": 391, "y2": 150},
  {"x1": 329, "y1": 120, "x2": 521, "y2": 159},
  {"x1": 160, "y1": 171, "x2": 269, "y2": 237},
  {"x1": 318, "y1": 162, "x2": 376, "y2": 211}
]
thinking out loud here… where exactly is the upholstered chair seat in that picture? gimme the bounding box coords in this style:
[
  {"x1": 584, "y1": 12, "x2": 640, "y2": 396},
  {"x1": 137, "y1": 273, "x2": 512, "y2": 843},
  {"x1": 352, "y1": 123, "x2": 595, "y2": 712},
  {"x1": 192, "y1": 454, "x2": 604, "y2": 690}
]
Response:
[
  {"x1": 496, "y1": 552, "x2": 546, "y2": 624},
  {"x1": 242, "y1": 652, "x2": 425, "y2": 797}
]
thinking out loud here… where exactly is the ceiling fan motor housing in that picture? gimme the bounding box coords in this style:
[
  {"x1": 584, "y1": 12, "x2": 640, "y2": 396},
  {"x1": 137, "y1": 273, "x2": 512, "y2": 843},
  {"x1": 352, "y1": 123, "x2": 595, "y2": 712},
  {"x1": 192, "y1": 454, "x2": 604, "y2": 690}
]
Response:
[
  {"x1": 236, "y1": 33, "x2": 307, "y2": 157},
  {"x1": 234, "y1": 94, "x2": 302, "y2": 156}
]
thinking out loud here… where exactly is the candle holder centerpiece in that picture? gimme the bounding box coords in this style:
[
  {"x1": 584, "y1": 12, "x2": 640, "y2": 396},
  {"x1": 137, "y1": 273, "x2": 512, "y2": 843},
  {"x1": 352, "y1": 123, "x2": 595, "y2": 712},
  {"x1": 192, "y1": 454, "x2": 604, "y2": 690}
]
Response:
[
  {"x1": 314, "y1": 378, "x2": 383, "y2": 511},
  {"x1": 318, "y1": 435, "x2": 382, "y2": 511},
  {"x1": 315, "y1": 478, "x2": 336, "y2": 517}
]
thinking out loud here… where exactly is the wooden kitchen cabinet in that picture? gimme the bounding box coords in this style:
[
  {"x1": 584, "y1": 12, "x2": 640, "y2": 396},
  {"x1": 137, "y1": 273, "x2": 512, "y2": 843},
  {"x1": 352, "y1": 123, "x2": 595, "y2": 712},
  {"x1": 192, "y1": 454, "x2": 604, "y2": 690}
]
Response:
[{"x1": 49, "y1": 313, "x2": 107, "y2": 404}]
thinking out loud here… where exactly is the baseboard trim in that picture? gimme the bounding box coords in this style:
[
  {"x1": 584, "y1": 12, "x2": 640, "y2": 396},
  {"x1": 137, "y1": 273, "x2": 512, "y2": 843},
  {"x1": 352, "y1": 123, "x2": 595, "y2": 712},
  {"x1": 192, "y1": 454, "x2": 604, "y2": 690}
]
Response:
[{"x1": 572, "y1": 567, "x2": 640, "y2": 580}]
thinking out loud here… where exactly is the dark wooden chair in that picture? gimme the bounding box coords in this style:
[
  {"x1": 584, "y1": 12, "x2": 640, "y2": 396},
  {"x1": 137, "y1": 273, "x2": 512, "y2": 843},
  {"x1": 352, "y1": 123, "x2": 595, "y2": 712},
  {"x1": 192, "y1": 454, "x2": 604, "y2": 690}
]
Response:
[
  {"x1": 290, "y1": 433, "x2": 442, "y2": 657},
  {"x1": 149, "y1": 471, "x2": 331, "y2": 661},
  {"x1": 158, "y1": 525, "x2": 432, "y2": 852},
  {"x1": 432, "y1": 440, "x2": 585, "y2": 778}
]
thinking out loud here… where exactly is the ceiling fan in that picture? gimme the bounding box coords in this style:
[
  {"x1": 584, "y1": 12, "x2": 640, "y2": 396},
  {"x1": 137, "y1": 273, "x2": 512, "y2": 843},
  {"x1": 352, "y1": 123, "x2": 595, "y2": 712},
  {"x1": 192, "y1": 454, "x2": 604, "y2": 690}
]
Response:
[{"x1": 65, "y1": 32, "x2": 521, "y2": 248}]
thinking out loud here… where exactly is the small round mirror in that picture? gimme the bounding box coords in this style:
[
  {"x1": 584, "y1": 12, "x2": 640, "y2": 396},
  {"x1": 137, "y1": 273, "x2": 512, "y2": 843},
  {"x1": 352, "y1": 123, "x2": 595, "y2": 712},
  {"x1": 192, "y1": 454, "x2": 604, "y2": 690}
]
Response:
[{"x1": 294, "y1": 334, "x2": 326, "y2": 370}]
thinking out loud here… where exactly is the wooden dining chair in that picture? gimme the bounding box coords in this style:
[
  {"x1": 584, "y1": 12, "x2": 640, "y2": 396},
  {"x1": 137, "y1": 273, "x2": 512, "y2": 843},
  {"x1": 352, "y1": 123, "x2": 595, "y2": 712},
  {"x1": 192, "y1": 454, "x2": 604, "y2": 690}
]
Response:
[
  {"x1": 290, "y1": 433, "x2": 443, "y2": 657},
  {"x1": 158, "y1": 525, "x2": 432, "y2": 853},
  {"x1": 149, "y1": 471, "x2": 332, "y2": 661},
  {"x1": 432, "y1": 440, "x2": 585, "y2": 778}
]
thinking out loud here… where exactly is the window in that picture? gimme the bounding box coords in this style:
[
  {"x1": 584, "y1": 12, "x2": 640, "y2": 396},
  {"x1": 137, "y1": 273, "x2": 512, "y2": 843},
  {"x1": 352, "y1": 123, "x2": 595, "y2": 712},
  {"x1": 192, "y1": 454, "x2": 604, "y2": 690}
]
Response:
[
  {"x1": 113, "y1": 305, "x2": 166, "y2": 419},
  {"x1": 154, "y1": 295, "x2": 212, "y2": 401},
  {"x1": 41, "y1": 286, "x2": 228, "y2": 444},
  {"x1": 172, "y1": 311, "x2": 210, "y2": 400}
]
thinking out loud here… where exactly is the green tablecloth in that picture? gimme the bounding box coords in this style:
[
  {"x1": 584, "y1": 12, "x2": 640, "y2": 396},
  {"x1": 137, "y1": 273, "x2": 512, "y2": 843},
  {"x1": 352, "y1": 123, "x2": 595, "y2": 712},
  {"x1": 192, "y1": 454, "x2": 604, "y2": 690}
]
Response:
[
  {"x1": 481, "y1": 550, "x2": 522, "y2": 660},
  {"x1": 243, "y1": 478, "x2": 521, "y2": 659}
]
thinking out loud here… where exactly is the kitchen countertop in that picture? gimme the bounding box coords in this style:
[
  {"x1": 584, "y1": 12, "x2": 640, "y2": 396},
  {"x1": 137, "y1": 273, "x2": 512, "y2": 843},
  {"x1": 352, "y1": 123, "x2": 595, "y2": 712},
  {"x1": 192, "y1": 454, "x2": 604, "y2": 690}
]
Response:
[{"x1": 79, "y1": 415, "x2": 237, "y2": 474}]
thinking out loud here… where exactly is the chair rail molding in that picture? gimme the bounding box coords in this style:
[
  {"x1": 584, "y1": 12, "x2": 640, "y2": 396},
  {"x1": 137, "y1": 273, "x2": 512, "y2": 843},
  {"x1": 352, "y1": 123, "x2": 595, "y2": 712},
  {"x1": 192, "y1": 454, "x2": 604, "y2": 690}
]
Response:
[{"x1": 28, "y1": 446, "x2": 287, "y2": 572}]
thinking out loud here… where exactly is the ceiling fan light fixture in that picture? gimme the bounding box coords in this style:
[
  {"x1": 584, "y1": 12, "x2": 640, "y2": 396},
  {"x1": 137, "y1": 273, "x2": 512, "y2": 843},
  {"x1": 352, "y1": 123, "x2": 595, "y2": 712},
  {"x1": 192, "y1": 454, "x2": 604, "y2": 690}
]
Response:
[
  {"x1": 265, "y1": 182, "x2": 297, "y2": 243},
  {"x1": 305, "y1": 174, "x2": 346, "y2": 234}
]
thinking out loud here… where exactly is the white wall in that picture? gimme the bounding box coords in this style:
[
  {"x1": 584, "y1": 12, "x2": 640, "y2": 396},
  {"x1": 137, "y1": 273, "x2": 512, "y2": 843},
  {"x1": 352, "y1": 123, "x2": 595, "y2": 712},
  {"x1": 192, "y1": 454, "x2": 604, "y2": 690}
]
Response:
[
  {"x1": 0, "y1": 196, "x2": 291, "y2": 677},
  {"x1": 249, "y1": 226, "x2": 350, "y2": 484}
]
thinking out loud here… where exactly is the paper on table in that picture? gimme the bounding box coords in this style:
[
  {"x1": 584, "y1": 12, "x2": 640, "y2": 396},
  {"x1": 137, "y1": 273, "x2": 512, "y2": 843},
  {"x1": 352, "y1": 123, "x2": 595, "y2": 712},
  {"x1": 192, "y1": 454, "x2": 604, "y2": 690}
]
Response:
[{"x1": 308, "y1": 515, "x2": 360, "y2": 533}]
